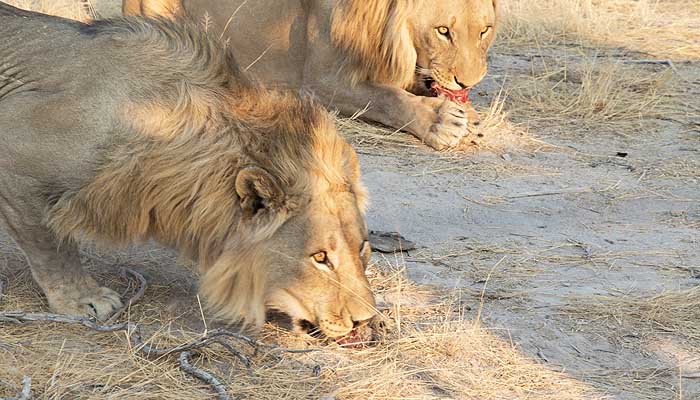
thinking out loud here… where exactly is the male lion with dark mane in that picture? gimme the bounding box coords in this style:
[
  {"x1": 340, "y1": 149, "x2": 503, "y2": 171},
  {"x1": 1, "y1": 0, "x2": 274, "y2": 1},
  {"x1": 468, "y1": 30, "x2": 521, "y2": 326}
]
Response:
[
  {"x1": 0, "y1": 2, "x2": 376, "y2": 340},
  {"x1": 123, "y1": 0, "x2": 498, "y2": 150}
]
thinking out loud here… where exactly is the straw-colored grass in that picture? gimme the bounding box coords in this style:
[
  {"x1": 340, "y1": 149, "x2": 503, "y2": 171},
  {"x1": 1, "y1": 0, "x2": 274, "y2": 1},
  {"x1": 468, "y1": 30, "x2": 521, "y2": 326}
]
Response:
[
  {"x1": 499, "y1": 0, "x2": 700, "y2": 60},
  {"x1": 561, "y1": 288, "x2": 700, "y2": 347},
  {"x1": 508, "y1": 56, "x2": 672, "y2": 126},
  {"x1": 497, "y1": 0, "x2": 697, "y2": 136},
  {"x1": 558, "y1": 288, "x2": 700, "y2": 399},
  {"x1": 337, "y1": 88, "x2": 534, "y2": 155},
  {"x1": 0, "y1": 234, "x2": 603, "y2": 399}
]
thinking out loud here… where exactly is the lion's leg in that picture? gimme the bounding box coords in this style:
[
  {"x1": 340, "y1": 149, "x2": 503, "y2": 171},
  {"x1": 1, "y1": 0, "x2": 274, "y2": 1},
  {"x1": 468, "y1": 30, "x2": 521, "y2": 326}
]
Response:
[
  {"x1": 0, "y1": 181, "x2": 122, "y2": 320},
  {"x1": 306, "y1": 81, "x2": 470, "y2": 150}
]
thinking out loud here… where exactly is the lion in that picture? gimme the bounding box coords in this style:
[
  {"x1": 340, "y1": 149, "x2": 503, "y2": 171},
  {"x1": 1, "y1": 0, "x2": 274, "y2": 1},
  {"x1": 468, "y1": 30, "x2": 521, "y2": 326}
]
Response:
[
  {"x1": 122, "y1": 0, "x2": 499, "y2": 150},
  {"x1": 0, "y1": 2, "x2": 376, "y2": 340}
]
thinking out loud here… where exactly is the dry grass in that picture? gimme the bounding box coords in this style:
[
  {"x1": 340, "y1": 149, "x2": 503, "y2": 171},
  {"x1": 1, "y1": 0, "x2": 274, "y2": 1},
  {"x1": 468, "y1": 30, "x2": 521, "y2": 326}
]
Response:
[
  {"x1": 499, "y1": 0, "x2": 700, "y2": 60},
  {"x1": 561, "y1": 288, "x2": 700, "y2": 347},
  {"x1": 3, "y1": 0, "x2": 94, "y2": 20},
  {"x1": 508, "y1": 56, "x2": 672, "y2": 127},
  {"x1": 496, "y1": 0, "x2": 698, "y2": 136},
  {"x1": 338, "y1": 88, "x2": 534, "y2": 156},
  {"x1": 558, "y1": 288, "x2": 700, "y2": 399},
  {"x1": 0, "y1": 234, "x2": 603, "y2": 399}
]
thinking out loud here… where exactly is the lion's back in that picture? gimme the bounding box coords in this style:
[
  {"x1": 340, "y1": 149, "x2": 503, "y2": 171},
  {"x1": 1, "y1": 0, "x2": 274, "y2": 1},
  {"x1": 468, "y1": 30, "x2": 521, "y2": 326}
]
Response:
[
  {"x1": 0, "y1": 5, "x2": 243, "y2": 189},
  {"x1": 0, "y1": 4, "x2": 256, "y2": 183}
]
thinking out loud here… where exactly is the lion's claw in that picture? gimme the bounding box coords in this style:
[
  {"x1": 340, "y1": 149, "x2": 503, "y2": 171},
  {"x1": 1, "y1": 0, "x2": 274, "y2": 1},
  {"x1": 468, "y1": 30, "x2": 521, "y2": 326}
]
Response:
[
  {"x1": 81, "y1": 287, "x2": 123, "y2": 320},
  {"x1": 48, "y1": 285, "x2": 123, "y2": 321}
]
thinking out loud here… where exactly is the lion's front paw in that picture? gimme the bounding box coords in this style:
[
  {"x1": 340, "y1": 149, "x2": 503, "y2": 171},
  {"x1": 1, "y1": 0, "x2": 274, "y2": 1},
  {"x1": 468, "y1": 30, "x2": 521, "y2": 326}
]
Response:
[
  {"x1": 48, "y1": 286, "x2": 123, "y2": 320},
  {"x1": 414, "y1": 97, "x2": 470, "y2": 150},
  {"x1": 80, "y1": 287, "x2": 123, "y2": 320}
]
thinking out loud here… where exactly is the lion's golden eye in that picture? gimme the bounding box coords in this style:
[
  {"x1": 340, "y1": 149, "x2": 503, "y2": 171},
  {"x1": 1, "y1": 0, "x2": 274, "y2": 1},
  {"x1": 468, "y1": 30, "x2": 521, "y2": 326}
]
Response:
[
  {"x1": 437, "y1": 26, "x2": 450, "y2": 36},
  {"x1": 312, "y1": 251, "x2": 328, "y2": 264},
  {"x1": 312, "y1": 251, "x2": 335, "y2": 271}
]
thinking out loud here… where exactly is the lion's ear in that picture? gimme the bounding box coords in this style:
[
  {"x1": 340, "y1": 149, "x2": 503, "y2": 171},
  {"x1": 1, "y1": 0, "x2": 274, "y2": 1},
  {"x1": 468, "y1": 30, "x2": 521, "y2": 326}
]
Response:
[{"x1": 235, "y1": 166, "x2": 284, "y2": 219}]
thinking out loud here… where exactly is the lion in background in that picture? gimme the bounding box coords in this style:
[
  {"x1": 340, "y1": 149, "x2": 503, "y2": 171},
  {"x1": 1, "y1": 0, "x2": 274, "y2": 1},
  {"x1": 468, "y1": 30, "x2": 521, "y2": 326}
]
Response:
[
  {"x1": 123, "y1": 0, "x2": 499, "y2": 150},
  {"x1": 0, "y1": 2, "x2": 376, "y2": 339}
]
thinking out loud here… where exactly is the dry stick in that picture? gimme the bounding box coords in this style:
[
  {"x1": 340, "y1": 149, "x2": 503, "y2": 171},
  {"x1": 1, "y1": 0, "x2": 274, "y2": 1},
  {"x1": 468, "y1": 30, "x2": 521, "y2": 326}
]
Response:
[
  {"x1": 105, "y1": 268, "x2": 148, "y2": 324},
  {"x1": 0, "y1": 375, "x2": 31, "y2": 400},
  {"x1": 179, "y1": 351, "x2": 237, "y2": 400},
  {"x1": 212, "y1": 338, "x2": 253, "y2": 376}
]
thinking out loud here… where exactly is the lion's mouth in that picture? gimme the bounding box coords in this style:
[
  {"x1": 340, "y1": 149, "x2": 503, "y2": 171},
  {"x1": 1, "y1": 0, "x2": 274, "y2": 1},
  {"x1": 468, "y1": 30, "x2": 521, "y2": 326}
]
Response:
[
  {"x1": 267, "y1": 305, "x2": 374, "y2": 347},
  {"x1": 297, "y1": 319, "x2": 374, "y2": 348},
  {"x1": 428, "y1": 81, "x2": 472, "y2": 104}
]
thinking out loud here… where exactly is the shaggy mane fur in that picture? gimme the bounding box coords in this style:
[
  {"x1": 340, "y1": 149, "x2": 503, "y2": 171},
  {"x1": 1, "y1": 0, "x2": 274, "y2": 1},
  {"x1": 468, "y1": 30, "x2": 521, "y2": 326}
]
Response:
[
  {"x1": 46, "y1": 16, "x2": 361, "y2": 327},
  {"x1": 330, "y1": 0, "x2": 417, "y2": 88}
]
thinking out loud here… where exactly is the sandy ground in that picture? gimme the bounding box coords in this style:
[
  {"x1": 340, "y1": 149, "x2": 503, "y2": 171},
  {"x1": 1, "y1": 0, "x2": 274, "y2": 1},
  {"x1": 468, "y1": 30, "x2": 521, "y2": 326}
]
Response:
[
  {"x1": 1, "y1": 0, "x2": 699, "y2": 399},
  {"x1": 360, "y1": 82, "x2": 700, "y2": 399},
  {"x1": 354, "y1": 50, "x2": 700, "y2": 398}
]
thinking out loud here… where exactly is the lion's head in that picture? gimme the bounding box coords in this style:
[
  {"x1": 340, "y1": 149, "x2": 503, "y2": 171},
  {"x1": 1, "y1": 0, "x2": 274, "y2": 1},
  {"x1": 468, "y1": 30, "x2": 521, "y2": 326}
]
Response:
[
  {"x1": 264, "y1": 189, "x2": 375, "y2": 338},
  {"x1": 331, "y1": 0, "x2": 498, "y2": 94},
  {"x1": 196, "y1": 94, "x2": 377, "y2": 339},
  {"x1": 201, "y1": 136, "x2": 376, "y2": 338}
]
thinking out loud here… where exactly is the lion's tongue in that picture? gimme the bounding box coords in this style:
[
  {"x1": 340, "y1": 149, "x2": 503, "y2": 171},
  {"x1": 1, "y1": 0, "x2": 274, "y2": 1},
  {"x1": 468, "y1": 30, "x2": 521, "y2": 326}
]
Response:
[{"x1": 430, "y1": 82, "x2": 471, "y2": 104}]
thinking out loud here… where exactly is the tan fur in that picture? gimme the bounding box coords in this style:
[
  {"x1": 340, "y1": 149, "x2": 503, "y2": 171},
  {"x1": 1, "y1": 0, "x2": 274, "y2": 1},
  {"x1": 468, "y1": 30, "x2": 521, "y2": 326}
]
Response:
[
  {"x1": 123, "y1": 0, "x2": 498, "y2": 150},
  {"x1": 123, "y1": 0, "x2": 182, "y2": 17},
  {"x1": 330, "y1": 0, "x2": 417, "y2": 88},
  {"x1": 0, "y1": 5, "x2": 375, "y2": 335},
  {"x1": 331, "y1": 0, "x2": 499, "y2": 90},
  {"x1": 48, "y1": 88, "x2": 367, "y2": 328}
]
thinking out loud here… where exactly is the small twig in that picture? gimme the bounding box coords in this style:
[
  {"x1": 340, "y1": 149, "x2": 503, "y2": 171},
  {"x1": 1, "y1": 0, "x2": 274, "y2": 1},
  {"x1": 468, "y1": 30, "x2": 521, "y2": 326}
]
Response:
[
  {"x1": 506, "y1": 187, "x2": 592, "y2": 199},
  {"x1": 178, "y1": 351, "x2": 236, "y2": 400},
  {"x1": 18, "y1": 376, "x2": 30, "y2": 400},
  {"x1": 106, "y1": 268, "x2": 148, "y2": 324},
  {"x1": 212, "y1": 338, "x2": 253, "y2": 376},
  {"x1": 475, "y1": 256, "x2": 507, "y2": 325},
  {"x1": 0, "y1": 375, "x2": 31, "y2": 400}
]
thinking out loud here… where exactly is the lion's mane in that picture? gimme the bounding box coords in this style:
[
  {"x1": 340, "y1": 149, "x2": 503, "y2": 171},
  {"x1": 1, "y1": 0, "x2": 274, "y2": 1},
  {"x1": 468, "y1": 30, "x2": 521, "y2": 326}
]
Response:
[{"x1": 46, "y1": 16, "x2": 363, "y2": 326}]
